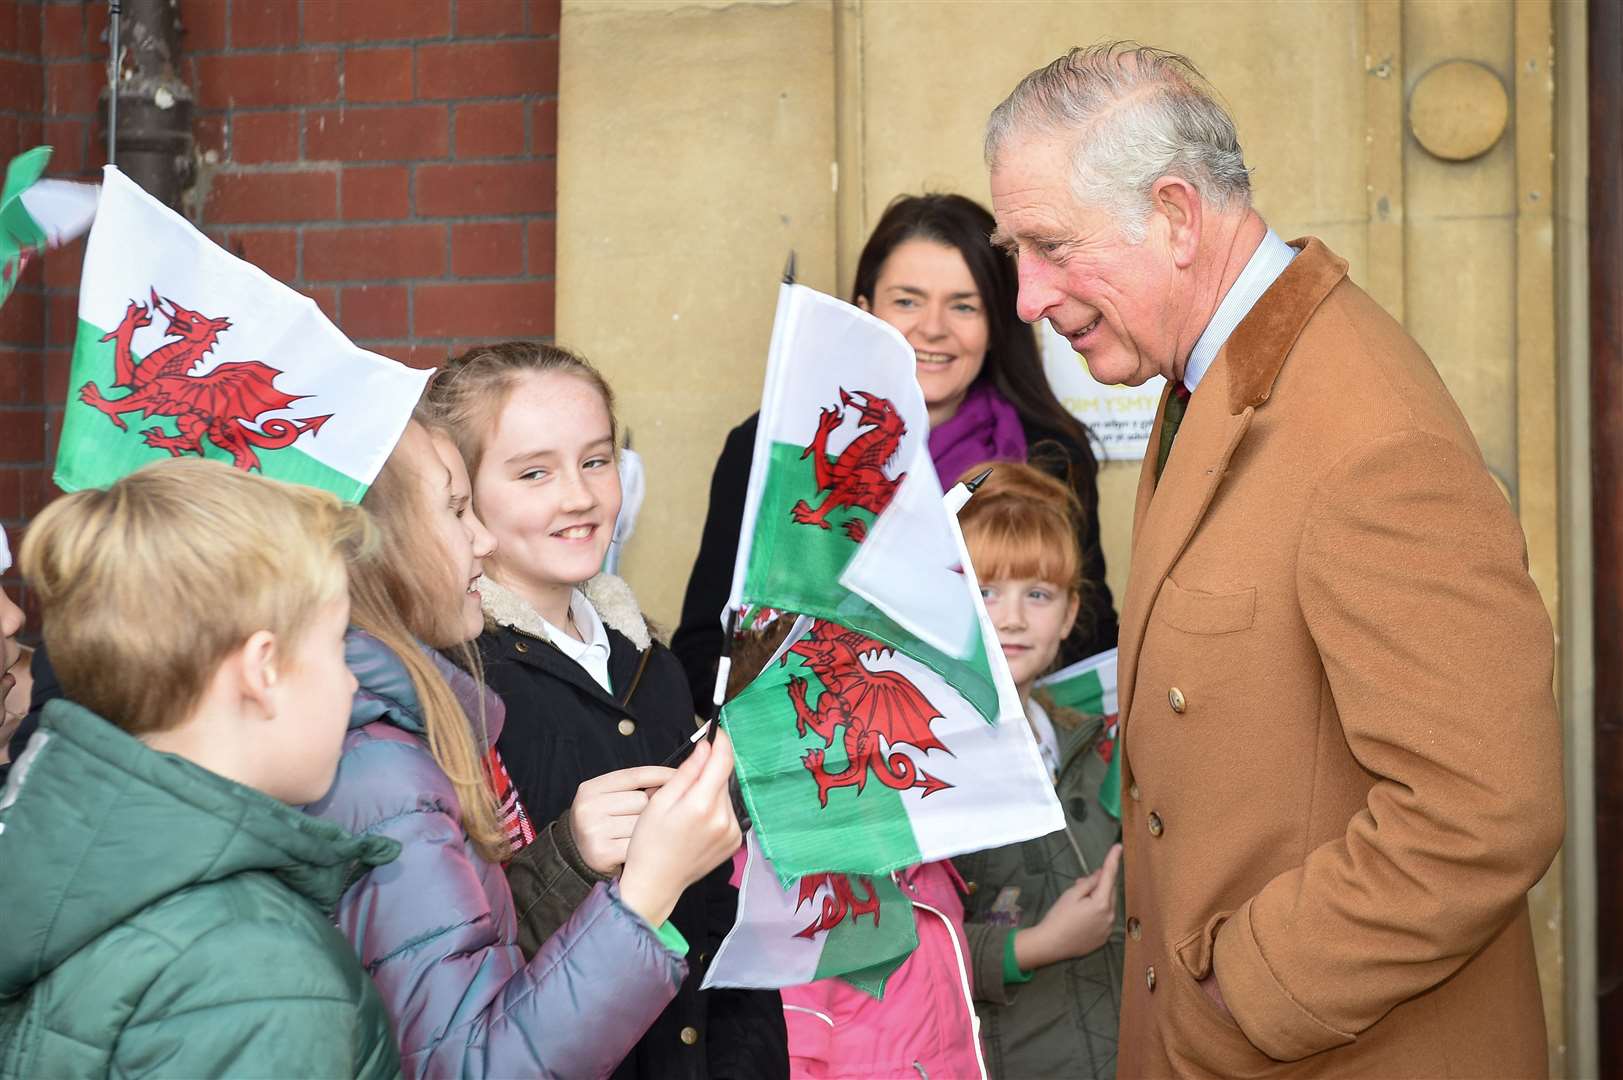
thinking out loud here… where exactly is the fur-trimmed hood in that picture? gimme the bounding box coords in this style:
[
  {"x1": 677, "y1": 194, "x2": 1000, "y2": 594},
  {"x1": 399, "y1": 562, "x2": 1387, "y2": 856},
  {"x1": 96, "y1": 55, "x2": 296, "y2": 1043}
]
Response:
[{"x1": 478, "y1": 573, "x2": 653, "y2": 652}]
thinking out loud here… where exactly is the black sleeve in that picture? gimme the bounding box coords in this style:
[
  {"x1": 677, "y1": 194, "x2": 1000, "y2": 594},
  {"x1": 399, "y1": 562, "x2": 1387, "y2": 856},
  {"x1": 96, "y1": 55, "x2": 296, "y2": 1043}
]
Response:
[
  {"x1": 670, "y1": 414, "x2": 759, "y2": 716},
  {"x1": 1027, "y1": 432, "x2": 1119, "y2": 662},
  {"x1": 6, "y1": 641, "x2": 59, "y2": 765}
]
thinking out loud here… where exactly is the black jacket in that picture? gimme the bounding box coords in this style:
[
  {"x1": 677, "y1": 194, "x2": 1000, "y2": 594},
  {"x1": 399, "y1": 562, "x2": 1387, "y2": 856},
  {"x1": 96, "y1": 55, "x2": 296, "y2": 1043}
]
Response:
[
  {"x1": 671, "y1": 411, "x2": 1120, "y2": 714},
  {"x1": 479, "y1": 620, "x2": 788, "y2": 1080},
  {"x1": 1, "y1": 643, "x2": 60, "y2": 785}
]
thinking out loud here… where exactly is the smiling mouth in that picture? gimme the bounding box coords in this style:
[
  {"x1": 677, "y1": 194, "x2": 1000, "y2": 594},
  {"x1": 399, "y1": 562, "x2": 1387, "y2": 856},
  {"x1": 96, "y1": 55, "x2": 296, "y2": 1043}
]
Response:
[
  {"x1": 553, "y1": 524, "x2": 597, "y2": 541},
  {"x1": 915, "y1": 351, "x2": 955, "y2": 367},
  {"x1": 1068, "y1": 315, "x2": 1102, "y2": 343}
]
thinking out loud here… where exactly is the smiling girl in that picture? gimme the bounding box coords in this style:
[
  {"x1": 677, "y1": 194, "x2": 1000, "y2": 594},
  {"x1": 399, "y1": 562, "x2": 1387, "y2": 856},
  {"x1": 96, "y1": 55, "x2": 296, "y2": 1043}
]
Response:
[
  {"x1": 427, "y1": 343, "x2": 787, "y2": 1080},
  {"x1": 303, "y1": 415, "x2": 745, "y2": 1079},
  {"x1": 951, "y1": 460, "x2": 1124, "y2": 1079}
]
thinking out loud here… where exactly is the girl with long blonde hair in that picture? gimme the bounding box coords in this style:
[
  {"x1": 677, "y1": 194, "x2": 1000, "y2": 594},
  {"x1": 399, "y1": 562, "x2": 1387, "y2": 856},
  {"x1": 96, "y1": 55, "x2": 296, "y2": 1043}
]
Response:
[{"x1": 304, "y1": 415, "x2": 743, "y2": 1079}]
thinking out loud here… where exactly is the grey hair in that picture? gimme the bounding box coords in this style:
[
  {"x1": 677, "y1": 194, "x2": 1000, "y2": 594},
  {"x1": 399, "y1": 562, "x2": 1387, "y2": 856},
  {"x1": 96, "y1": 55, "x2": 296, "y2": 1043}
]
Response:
[{"x1": 985, "y1": 42, "x2": 1252, "y2": 242}]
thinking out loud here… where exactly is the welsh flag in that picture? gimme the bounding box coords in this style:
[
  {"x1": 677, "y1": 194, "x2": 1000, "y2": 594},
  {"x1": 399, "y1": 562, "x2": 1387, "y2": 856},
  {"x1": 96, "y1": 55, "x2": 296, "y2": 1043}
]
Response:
[
  {"x1": 720, "y1": 282, "x2": 1062, "y2": 881},
  {"x1": 54, "y1": 167, "x2": 428, "y2": 502},
  {"x1": 704, "y1": 830, "x2": 916, "y2": 999},
  {"x1": 1037, "y1": 649, "x2": 1121, "y2": 818},
  {"x1": 0, "y1": 146, "x2": 98, "y2": 308},
  {"x1": 725, "y1": 614, "x2": 1062, "y2": 880},
  {"x1": 726, "y1": 283, "x2": 1006, "y2": 725}
]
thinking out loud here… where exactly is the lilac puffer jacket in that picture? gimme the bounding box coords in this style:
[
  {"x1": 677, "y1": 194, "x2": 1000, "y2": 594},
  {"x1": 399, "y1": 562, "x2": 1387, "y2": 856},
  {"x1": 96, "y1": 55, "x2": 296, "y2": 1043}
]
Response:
[
  {"x1": 305, "y1": 630, "x2": 686, "y2": 1079},
  {"x1": 781, "y1": 861, "x2": 985, "y2": 1080}
]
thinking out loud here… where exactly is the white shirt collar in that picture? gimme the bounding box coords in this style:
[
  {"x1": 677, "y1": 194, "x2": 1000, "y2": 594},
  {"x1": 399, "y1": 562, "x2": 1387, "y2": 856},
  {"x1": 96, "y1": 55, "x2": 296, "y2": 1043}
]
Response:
[
  {"x1": 539, "y1": 589, "x2": 614, "y2": 693},
  {"x1": 1184, "y1": 229, "x2": 1297, "y2": 392}
]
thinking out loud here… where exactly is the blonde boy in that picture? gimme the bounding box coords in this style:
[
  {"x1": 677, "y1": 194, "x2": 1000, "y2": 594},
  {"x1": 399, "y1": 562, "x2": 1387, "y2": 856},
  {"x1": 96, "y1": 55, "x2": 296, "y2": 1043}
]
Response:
[{"x1": 0, "y1": 459, "x2": 402, "y2": 1078}]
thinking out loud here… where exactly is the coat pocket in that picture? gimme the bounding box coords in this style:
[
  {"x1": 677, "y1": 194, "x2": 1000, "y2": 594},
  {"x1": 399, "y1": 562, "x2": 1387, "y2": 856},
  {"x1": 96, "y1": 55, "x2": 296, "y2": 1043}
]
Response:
[
  {"x1": 1163, "y1": 916, "x2": 1280, "y2": 1079},
  {"x1": 1156, "y1": 577, "x2": 1256, "y2": 635}
]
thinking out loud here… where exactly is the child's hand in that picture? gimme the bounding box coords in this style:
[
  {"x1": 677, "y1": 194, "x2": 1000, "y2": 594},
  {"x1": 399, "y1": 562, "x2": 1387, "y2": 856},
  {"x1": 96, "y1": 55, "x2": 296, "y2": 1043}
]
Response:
[
  {"x1": 1014, "y1": 843, "x2": 1122, "y2": 971},
  {"x1": 569, "y1": 765, "x2": 677, "y2": 875},
  {"x1": 618, "y1": 730, "x2": 743, "y2": 927}
]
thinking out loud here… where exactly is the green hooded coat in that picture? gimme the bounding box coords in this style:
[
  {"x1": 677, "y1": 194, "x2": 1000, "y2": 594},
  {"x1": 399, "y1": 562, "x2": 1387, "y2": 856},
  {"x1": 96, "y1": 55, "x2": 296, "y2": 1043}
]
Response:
[{"x1": 0, "y1": 700, "x2": 403, "y2": 1078}]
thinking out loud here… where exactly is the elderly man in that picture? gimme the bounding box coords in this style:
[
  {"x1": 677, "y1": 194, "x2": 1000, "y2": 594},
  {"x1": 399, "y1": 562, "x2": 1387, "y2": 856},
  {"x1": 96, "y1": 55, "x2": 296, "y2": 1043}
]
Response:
[{"x1": 986, "y1": 43, "x2": 1563, "y2": 1077}]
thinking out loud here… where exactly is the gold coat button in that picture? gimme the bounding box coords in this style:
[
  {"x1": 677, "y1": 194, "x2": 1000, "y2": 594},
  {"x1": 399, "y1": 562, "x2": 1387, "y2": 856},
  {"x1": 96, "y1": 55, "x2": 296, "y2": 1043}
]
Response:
[
  {"x1": 1129, "y1": 782, "x2": 1141, "y2": 802},
  {"x1": 1146, "y1": 965, "x2": 1157, "y2": 993},
  {"x1": 965, "y1": 880, "x2": 977, "y2": 895},
  {"x1": 1168, "y1": 687, "x2": 1186, "y2": 714},
  {"x1": 680, "y1": 1026, "x2": 699, "y2": 1046},
  {"x1": 1128, "y1": 916, "x2": 1142, "y2": 940},
  {"x1": 514, "y1": 640, "x2": 529, "y2": 654},
  {"x1": 617, "y1": 718, "x2": 636, "y2": 736},
  {"x1": 1147, "y1": 811, "x2": 1164, "y2": 837}
]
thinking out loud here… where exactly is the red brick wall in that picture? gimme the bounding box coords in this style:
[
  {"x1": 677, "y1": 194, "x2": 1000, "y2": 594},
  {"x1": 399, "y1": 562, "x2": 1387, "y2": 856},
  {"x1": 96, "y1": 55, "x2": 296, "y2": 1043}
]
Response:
[{"x1": 0, "y1": 0, "x2": 560, "y2": 624}]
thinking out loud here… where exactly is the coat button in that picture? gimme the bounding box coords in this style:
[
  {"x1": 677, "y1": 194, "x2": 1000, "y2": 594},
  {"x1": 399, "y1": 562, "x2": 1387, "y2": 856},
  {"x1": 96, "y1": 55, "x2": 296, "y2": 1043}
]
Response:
[
  {"x1": 1146, "y1": 965, "x2": 1157, "y2": 992},
  {"x1": 1128, "y1": 916, "x2": 1142, "y2": 940},
  {"x1": 617, "y1": 718, "x2": 636, "y2": 736},
  {"x1": 680, "y1": 1026, "x2": 699, "y2": 1046},
  {"x1": 1168, "y1": 687, "x2": 1186, "y2": 714},
  {"x1": 1147, "y1": 811, "x2": 1164, "y2": 837},
  {"x1": 965, "y1": 880, "x2": 977, "y2": 895},
  {"x1": 1129, "y1": 781, "x2": 1141, "y2": 802},
  {"x1": 514, "y1": 640, "x2": 529, "y2": 654},
  {"x1": 1066, "y1": 796, "x2": 1090, "y2": 822}
]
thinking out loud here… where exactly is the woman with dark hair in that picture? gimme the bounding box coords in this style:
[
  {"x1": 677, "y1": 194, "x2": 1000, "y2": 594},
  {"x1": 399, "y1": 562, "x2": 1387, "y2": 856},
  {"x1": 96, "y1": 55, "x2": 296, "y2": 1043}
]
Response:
[{"x1": 672, "y1": 192, "x2": 1117, "y2": 714}]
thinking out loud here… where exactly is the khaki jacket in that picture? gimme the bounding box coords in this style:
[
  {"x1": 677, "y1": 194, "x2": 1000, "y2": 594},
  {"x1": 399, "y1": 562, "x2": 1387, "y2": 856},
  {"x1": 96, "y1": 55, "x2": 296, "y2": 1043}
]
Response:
[{"x1": 1116, "y1": 239, "x2": 1563, "y2": 1078}]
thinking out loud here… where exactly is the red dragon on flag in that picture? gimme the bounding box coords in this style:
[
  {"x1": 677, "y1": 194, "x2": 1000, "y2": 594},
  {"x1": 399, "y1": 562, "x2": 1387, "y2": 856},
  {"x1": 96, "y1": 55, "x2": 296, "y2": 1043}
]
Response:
[
  {"x1": 794, "y1": 872, "x2": 884, "y2": 939},
  {"x1": 77, "y1": 290, "x2": 331, "y2": 473},
  {"x1": 790, "y1": 388, "x2": 907, "y2": 544},
  {"x1": 785, "y1": 620, "x2": 952, "y2": 807}
]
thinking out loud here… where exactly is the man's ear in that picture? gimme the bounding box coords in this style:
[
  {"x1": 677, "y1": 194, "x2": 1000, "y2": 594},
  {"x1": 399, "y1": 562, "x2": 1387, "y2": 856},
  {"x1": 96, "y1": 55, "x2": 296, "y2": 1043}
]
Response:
[
  {"x1": 1150, "y1": 176, "x2": 1203, "y2": 269},
  {"x1": 237, "y1": 630, "x2": 280, "y2": 719}
]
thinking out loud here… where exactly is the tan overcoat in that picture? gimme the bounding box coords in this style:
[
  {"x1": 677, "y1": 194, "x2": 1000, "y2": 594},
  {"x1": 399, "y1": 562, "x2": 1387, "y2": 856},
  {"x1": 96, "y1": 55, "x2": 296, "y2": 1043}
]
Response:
[{"x1": 1115, "y1": 238, "x2": 1564, "y2": 1078}]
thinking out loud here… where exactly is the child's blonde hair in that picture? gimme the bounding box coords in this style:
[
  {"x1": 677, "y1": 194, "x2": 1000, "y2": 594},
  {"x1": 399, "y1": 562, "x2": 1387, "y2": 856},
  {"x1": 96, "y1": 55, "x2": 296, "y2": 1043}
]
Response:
[
  {"x1": 19, "y1": 458, "x2": 373, "y2": 737},
  {"x1": 957, "y1": 460, "x2": 1084, "y2": 594},
  {"x1": 423, "y1": 340, "x2": 619, "y2": 478},
  {"x1": 348, "y1": 415, "x2": 506, "y2": 864}
]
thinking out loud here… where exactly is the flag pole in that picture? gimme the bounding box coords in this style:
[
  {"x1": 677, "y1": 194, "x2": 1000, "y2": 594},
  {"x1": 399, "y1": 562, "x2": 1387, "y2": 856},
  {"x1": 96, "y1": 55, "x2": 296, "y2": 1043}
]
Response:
[{"x1": 106, "y1": 0, "x2": 122, "y2": 166}]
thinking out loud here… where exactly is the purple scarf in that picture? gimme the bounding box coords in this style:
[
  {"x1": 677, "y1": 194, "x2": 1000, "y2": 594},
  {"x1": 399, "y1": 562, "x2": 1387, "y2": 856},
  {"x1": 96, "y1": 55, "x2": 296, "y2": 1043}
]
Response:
[{"x1": 928, "y1": 380, "x2": 1028, "y2": 489}]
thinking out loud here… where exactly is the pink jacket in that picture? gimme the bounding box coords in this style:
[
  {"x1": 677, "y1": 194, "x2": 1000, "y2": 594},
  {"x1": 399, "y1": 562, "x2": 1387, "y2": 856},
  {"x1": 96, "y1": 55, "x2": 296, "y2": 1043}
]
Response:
[{"x1": 781, "y1": 861, "x2": 985, "y2": 1080}]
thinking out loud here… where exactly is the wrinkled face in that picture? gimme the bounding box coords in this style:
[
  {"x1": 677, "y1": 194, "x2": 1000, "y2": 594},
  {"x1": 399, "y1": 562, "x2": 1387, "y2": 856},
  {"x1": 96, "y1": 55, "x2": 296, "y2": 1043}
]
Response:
[
  {"x1": 268, "y1": 596, "x2": 357, "y2": 805},
  {"x1": 990, "y1": 134, "x2": 1180, "y2": 387},
  {"x1": 475, "y1": 371, "x2": 621, "y2": 595},
  {"x1": 419, "y1": 431, "x2": 497, "y2": 645},
  {"x1": 981, "y1": 575, "x2": 1079, "y2": 694},
  {"x1": 861, "y1": 239, "x2": 989, "y2": 421}
]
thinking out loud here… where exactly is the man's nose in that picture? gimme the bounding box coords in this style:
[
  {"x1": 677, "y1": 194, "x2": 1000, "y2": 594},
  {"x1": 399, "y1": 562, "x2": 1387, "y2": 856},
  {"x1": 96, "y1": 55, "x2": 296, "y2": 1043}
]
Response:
[{"x1": 1014, "y1": 253, "x2": 1060, "y2": 324}]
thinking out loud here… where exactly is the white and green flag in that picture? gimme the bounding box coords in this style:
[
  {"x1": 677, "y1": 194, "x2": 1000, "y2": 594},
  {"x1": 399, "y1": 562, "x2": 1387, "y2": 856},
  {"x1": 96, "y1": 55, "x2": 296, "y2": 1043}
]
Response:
[
  {"x1": 726, "y1": 283, "x2": 1005, "y2": 723},
  {"x1": 1037, "y1": 648, "x2": 1121, "y2": 818},
  {"x1": 704, "y1": 829, "x2": 916, "y2": 998},
  {"x1": 723, "y1": 612, "x2": 1063, "y2": 881},
  {"x1": 55, "y1": 166, "x2": 428, "y2": 502},
  {"x1": 0, "y1": 146, "x2": 98, "y2": 307}
]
